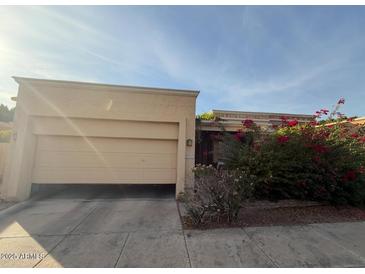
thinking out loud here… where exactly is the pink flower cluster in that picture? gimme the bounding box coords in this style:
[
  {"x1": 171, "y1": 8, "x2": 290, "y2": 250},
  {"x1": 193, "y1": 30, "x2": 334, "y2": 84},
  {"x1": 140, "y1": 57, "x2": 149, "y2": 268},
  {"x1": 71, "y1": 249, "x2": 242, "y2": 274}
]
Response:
[
  {"x1": 234, "y1": 130, "x2": 245, "y2": 142},
  {"x1": 277, "y1": 136, "x2": 289, "y2": 143},
  {"x1": 242, "y1": 119, "x2": 254, "y2": 128},
  {"x1": 315, "y1": 109, "x2": 330, "y2": 118},
  {"x1": 287, "y1": 120, "x2": 298, "y2": 127}
]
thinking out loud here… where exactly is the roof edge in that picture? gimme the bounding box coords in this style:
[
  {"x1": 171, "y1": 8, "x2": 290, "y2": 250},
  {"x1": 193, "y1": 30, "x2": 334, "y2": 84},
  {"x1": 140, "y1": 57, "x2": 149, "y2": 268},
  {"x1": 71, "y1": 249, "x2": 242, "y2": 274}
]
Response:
[
  {"x1": 212, "y1": 109, "x2": 314, "y2": 118},
  {"x1": 12, "y1": 76, "x2": 200, "y2": 97}
]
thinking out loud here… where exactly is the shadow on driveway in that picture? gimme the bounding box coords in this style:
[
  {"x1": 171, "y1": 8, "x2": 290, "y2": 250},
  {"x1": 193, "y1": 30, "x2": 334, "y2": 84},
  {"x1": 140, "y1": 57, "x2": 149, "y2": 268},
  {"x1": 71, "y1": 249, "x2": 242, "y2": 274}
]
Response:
[{"x1": 30, "y1": 184, "x2": 176, "y2": 201}]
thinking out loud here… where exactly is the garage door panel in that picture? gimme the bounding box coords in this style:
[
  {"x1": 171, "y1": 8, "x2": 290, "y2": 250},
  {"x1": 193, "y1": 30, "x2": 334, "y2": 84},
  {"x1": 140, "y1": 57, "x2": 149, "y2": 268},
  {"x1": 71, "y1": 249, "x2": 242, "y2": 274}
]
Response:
[
  {"x1": 142, "y1": 169, "x2": 177, "y2": 181},
  {"x1": 37, "y1": 136, "x2": 177, "y2": 153},
  {"x1": 33, "y1": 117, "x2": 179, "y2": 140},
  {"x1": 35, "y1": 151, "x2": 177, "y2": 169},
  {"x1": 33, "y1": 135, "x2": 177, "y2": 184},
  {"x1": 33, "y1": 167, "x2": 176, "y2": 184}
]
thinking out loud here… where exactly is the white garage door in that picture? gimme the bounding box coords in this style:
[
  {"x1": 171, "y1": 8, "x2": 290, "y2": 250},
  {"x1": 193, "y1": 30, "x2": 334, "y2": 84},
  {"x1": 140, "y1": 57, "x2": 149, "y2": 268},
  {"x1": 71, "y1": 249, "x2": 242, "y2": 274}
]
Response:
[{"x1": 32, "y1": 135, "x2": 177, "y2": 184}]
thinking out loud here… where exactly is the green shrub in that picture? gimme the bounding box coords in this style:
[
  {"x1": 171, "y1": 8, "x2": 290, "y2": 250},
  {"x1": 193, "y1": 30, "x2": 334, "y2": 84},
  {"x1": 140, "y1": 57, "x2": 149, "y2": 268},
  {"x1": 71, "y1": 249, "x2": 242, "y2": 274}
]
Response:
[
  {"x1": 222, "y1": 112, "x2": 365, "y2": 207},
  {"x1": 196, "y1": 111, "x2": 216, "y2": 121},
  {"x1": 183, "y1": 164, "x2": 255, "y2": 225},
  {"x1": 264, "y1": 122, "x2": 365, "y2": 206}
]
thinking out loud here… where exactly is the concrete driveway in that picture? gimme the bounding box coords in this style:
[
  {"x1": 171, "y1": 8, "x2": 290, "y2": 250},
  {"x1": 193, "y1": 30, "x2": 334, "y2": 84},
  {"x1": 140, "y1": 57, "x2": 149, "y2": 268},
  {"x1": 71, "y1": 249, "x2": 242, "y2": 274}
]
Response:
[{"x1": 1, "y1": 185, "x2": 365, "y2": 268}]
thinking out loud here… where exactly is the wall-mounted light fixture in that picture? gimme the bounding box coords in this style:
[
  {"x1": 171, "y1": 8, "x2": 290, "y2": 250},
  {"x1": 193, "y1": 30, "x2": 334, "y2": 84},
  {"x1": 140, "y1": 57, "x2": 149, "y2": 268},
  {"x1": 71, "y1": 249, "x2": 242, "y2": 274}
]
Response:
[{"x1": 186, "y1": 139, "x2": 193, "y2": 146}]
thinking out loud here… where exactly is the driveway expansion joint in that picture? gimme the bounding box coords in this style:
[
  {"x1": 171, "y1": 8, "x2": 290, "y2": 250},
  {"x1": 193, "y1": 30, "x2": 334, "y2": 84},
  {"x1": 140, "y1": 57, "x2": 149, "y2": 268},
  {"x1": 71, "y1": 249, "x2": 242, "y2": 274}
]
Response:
[
  {"x1": 33, "y1": 204, "x2": 99, "y2": 268},
  {"x1": 241, "y1": 227, "x2": 280, "y2": 267},
  {"x1": 114, "y1": 233, "x2": 130, "y2": 268}
]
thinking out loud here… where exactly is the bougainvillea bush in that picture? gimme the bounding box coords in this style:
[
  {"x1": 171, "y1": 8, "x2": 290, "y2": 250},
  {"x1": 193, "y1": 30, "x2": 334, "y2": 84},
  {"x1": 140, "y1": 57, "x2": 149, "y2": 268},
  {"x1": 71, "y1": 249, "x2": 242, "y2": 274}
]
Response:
[{"x1": 223, "y1": 99, "x2": 365, "y2": 206}]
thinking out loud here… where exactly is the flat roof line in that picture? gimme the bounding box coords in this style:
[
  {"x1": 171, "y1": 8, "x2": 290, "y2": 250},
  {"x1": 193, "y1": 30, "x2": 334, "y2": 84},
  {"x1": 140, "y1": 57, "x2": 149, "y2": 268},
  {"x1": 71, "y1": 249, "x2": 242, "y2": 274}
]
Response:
[
  {"x1": 212, "y1": 109, "x2": 314, "y2": 118},
  {"x1": 12, "y1": 76, "x2": 200, "y2": 96}
]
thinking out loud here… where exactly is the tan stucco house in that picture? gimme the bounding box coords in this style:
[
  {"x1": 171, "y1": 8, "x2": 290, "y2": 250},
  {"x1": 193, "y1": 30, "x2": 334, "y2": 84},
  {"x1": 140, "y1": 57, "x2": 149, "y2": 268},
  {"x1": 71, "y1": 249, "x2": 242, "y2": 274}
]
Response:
[
  {"x1": 1, "y1": 77, "x2": 317, "y2": 202},
  {"x1": 1, "y1": 77, "x2": 198, "y2": 201}
]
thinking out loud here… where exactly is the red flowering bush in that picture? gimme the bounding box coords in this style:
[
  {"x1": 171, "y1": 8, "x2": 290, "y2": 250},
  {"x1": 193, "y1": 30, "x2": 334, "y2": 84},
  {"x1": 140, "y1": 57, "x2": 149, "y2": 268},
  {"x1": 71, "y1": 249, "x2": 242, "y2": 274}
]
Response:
[{"x1": 222, "y1": 99, "x2": 365, "y2": 207}]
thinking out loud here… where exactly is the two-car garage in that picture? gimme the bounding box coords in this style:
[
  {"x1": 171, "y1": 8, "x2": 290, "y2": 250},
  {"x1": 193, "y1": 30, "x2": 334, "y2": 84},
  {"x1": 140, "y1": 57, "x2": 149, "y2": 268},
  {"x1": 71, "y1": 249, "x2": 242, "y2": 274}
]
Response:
[
  {"x1": 33, "y1": 136, "x2": 177, "y2": 185},
  {"x1": 1, "y1": 77, "x2": 198, "y2": 201}
]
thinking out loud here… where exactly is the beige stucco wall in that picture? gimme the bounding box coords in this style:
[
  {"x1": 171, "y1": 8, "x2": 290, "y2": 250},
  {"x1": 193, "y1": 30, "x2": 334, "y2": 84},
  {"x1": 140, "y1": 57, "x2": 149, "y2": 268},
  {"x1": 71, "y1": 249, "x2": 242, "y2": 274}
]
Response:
[{"x1": 1, "y1": 77, "x2": 198, "y2": 201}]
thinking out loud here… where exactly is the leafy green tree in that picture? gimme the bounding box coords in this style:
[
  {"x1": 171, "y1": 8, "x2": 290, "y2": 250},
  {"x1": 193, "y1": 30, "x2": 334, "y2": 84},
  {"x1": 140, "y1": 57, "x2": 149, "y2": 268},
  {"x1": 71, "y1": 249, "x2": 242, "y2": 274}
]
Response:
[{"x1": 196, "y1": 111, "x2": 216, "y2": 120}]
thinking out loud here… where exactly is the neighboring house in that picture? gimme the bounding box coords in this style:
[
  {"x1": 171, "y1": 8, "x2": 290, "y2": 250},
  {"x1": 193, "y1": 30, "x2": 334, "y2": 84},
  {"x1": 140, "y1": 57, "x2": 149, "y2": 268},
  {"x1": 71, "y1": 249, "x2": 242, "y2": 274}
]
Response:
[
  {"x1": 352, "y1": 117, "x2": 365, "y2": 125},
  {"x1": 195, "y1": 110, "x2": 314, "y2": 165},
  {"x1": 320, "y1": 116, "x2": 365, "y2": 136},
  {"x1": 323, "y1": 117, "x2": 365, "y2": 127},
  {"x1": 1, "y1": 77, "x2": 315, "y2": 201}
]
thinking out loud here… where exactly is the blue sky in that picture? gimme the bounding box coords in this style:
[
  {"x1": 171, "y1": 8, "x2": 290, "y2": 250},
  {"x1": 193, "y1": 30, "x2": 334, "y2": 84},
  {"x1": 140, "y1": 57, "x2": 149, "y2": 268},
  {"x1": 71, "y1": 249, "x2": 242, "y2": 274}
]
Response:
[{"x1": 1, "y1": 6, "x2": 365, "y2": 116}]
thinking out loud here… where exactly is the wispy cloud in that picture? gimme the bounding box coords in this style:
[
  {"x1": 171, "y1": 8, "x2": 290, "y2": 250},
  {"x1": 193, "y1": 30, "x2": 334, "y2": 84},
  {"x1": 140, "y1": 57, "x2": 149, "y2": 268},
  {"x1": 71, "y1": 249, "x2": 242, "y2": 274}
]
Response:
[{"x1": 0, "y1": 6, "x2": 364, "y2": 116}]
